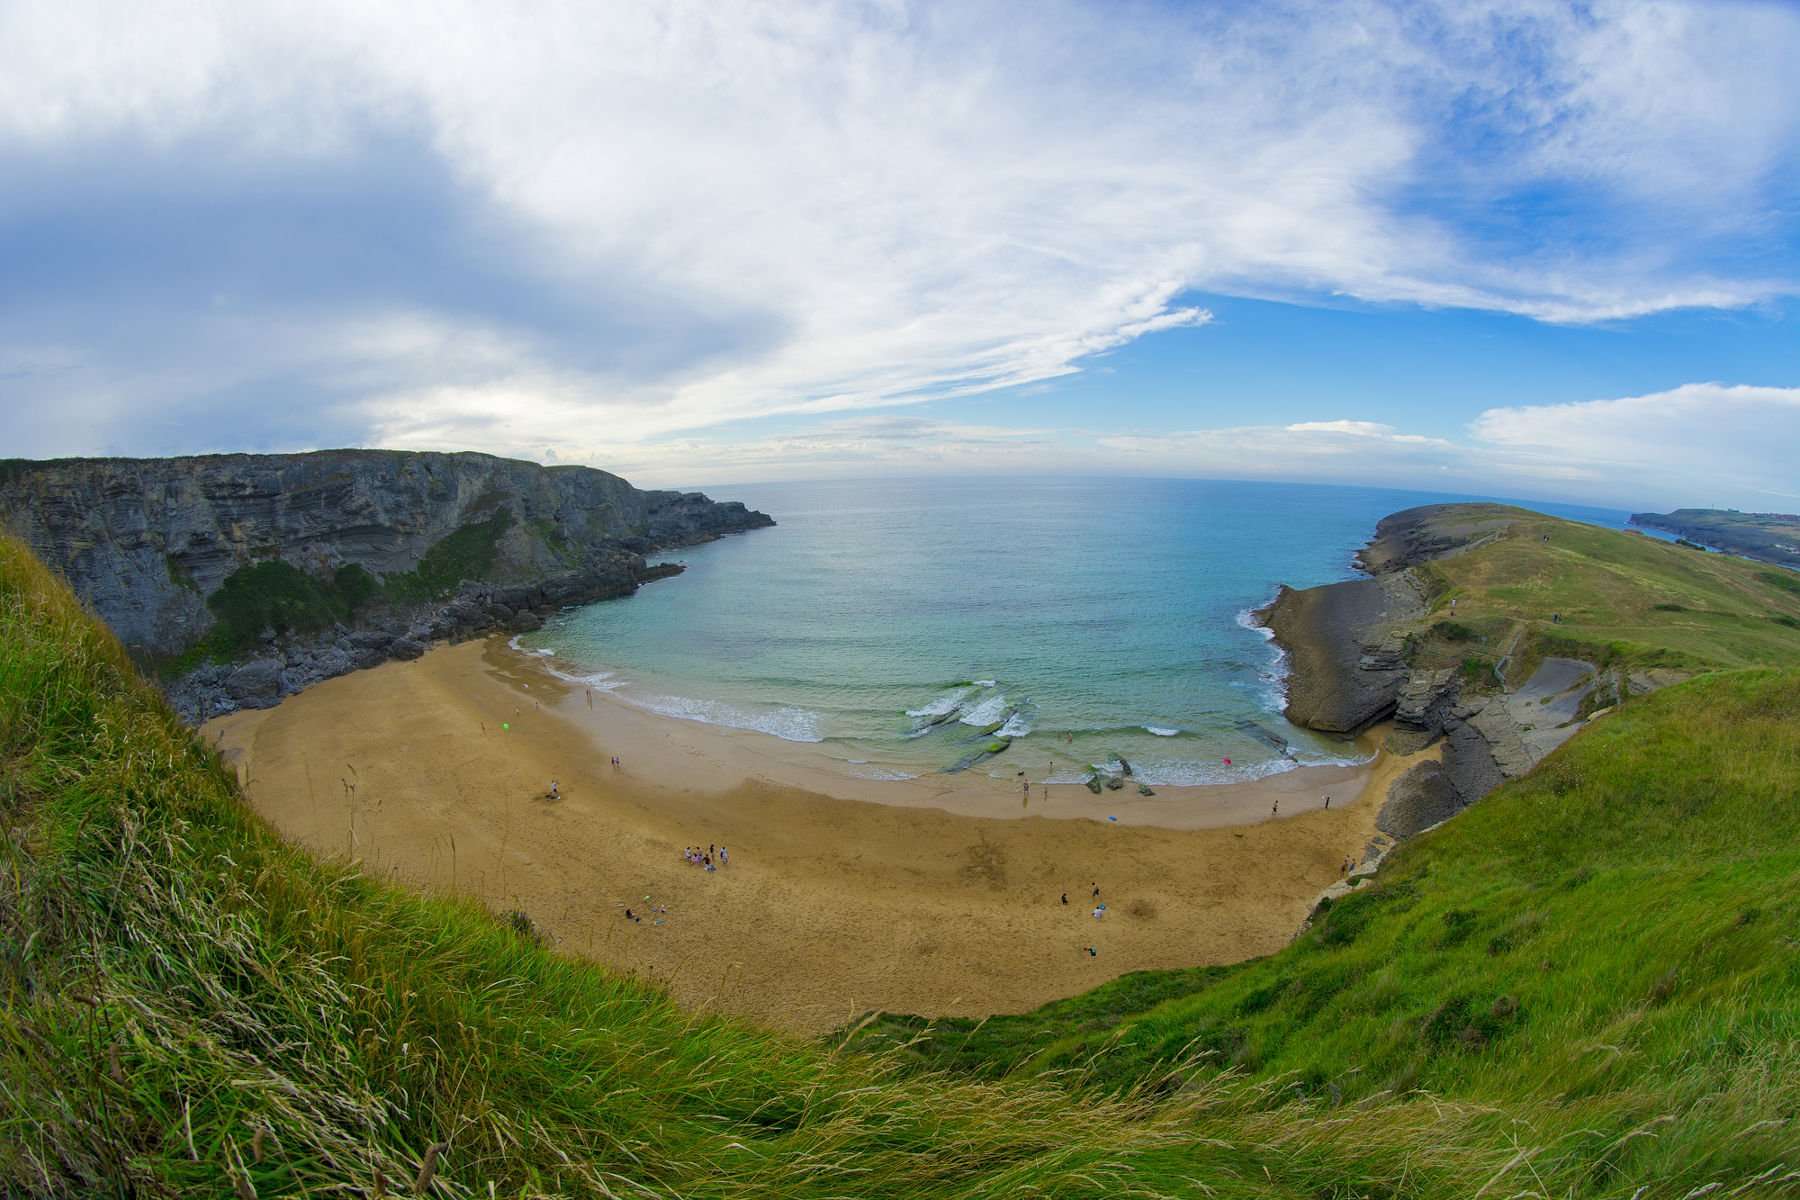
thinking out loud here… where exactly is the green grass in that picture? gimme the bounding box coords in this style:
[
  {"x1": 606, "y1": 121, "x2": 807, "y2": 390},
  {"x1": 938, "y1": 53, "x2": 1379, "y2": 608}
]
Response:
[
  {"x1": 201, "y1": 560, "x2": 383, "y2": 657},
  {"x1": 848, "y1": 671, "x2": 1800, "y2": 1189},
  {"x1": 157, "y1": 512, "x2": 517, "y2": 672},
  {"x1": 374, "y1": 509, "x2": 515, "y2": 604},
  {"x1": 5, "y1": 528, "x2": 1798, "y2": 1196},
  {"x1": 1402, "y1": 506, "x2": 1800, "y2": 675}
]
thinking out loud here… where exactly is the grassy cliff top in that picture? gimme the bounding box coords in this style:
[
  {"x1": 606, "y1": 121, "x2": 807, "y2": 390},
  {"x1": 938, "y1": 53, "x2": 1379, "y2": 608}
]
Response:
[
  {"x1": 1388, "y1": 504, "x2": 1800, "y2": 677},
  {"x1": 4, "y1": 529, "x2": 1798, "y2": 1196}
]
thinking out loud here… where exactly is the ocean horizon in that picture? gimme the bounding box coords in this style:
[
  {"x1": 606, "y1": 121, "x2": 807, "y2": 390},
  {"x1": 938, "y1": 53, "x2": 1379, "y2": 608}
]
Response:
[{"x1": 518, "y1": 477, "x2": 1641, "y2": 786}]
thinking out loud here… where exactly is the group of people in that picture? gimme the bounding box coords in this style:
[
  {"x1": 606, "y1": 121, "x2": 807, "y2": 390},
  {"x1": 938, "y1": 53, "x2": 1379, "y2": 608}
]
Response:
[
  {"x1": 622, "y1": 900, "x2": 669, "y2": 924},
  {"x1": 1061, "y1": 882, "x2": 1106, "y2": 957},
  {"x1": 683, "y1": 843, "x2": 728, "y2": 872}
]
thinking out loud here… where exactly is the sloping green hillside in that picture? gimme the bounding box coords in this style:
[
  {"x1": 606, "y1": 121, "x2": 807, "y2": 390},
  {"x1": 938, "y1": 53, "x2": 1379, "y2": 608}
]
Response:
[
  {"x1": 3, "y1": 532, "x2": 1797, "y2": 1197},
  {"x1": 1400, "y1": 505, "x2": 1800, "y2": 676},
  {"x1": 850, "y1": 670, "x2": 1800, "y2": 1187}
]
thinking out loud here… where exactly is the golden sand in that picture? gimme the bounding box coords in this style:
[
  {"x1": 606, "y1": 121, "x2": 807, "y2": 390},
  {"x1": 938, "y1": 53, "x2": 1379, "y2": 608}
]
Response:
[{"x1": 205, "y1": 638, "x2": 1430, "y2": 1034}]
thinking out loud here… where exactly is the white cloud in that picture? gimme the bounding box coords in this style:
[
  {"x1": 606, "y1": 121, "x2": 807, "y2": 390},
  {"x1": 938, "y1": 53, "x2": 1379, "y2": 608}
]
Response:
[
  {"x1": 623, "y1": 383, "x2": 1799, "y2": 514},
  {"x1": 1096, "y1": 385, "x2": 1799, "y2": 509},
  {"x1": 1471, "y1": 383, "x2": 1800, "y2": 505},
  {"x1": 2, "y1": 1, "x2": 1798, "y2": 466}
]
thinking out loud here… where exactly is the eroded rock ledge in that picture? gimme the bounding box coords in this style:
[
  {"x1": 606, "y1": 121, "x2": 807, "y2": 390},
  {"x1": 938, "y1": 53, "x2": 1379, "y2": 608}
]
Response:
[{"x1": 1259, "y1": 504, "x2": 1606, "y2": 845}]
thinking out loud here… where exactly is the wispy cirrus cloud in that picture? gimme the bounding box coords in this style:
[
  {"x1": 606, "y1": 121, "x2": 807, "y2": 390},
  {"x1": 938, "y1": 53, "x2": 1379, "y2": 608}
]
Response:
[{"x1": 1, "y1": 1, "x2": 1798, "y2": 471}]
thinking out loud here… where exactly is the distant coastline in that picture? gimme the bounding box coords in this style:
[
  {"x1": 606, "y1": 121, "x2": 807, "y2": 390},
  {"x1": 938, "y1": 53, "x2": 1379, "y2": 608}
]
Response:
[{"x1": 1628, "y1": 508, "x2": 1800, "y2": 570}]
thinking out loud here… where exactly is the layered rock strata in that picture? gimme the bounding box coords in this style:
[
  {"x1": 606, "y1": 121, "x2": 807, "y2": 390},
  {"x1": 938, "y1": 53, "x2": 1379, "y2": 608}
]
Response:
[
  {"x1": 0, "y1": 450, "x2": 773, "y2": 720},
  {"x1": 1260, "y1": 504, "x2": 1602, "y2": 840}
]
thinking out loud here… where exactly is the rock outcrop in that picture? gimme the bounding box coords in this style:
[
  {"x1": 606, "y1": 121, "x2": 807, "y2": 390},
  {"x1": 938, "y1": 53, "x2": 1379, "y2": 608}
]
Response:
[
  {"x1": 1261, "y1": 505, "x2": 1620, "y2": 839},
  {"x1": 1259, "y1": 572, "x2": 1426, "y2": 734},
  {"x1": 0, "y1": 450, "x2": 773, "y2": 719}
]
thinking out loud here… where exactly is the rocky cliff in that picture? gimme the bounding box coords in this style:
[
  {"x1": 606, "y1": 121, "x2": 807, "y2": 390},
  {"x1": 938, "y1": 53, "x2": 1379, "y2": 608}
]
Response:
[
  {"x1": 1258, "y1": 504, "x2": 1598, "y2": 839},
  {"x1": 0, "y1": 451, "x2": 772, "y2": 718}
]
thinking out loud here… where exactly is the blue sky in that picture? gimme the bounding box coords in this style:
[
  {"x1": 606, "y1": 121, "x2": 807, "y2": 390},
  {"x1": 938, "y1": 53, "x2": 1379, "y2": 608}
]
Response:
[{"x1": 2, "y1": 0, "x2": 1798, "y2": 510}]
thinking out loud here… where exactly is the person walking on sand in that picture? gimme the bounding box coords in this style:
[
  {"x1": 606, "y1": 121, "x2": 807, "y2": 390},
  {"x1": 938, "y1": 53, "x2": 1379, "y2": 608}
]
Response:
[
  {"x1": 1060, "y1": 892, "x2": 1068, "y2": 905},
  {"x1": 1271, "y1": 798, "x2": 1279, "y2": 817},
  {"x1": 1091, "y1": 882, "x2": 1100, "y2": 900},
  {"x1": 548, "y1": 780, "x2": 560, "y2": 800},
  {"x1": 719, "y1": 846, "x2": 729, "y2": 867}
]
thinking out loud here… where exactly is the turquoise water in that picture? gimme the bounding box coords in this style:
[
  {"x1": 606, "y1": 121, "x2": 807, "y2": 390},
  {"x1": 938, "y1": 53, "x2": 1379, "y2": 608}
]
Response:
[{"x1": 519, "y1": 478, "x2": 1634, "y2": 785}]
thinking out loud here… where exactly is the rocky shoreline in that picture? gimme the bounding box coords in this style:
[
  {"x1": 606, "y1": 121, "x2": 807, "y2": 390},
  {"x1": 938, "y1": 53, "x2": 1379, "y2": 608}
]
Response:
[
  {"x1": 1259, "y1": 504, "x2": 1596, "y2": 846},
  {"x1": 163, "y1": 557, "x2": 692, "y2": 722}
]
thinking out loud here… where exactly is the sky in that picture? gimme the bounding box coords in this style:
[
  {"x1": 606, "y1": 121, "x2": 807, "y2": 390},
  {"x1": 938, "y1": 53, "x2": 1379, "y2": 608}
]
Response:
[{"x1": 2, "y1": 0, "x2": 1798, "y2": 511}]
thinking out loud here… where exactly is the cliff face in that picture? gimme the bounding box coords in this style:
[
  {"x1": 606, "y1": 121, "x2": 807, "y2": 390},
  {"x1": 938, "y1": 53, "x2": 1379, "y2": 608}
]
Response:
[
  {"x1": 1258, "y1": 503, "x2": 1588, "y2": 840},
  {"x1": 0, "y1": 451, "x2": 772, "y2": 717}
]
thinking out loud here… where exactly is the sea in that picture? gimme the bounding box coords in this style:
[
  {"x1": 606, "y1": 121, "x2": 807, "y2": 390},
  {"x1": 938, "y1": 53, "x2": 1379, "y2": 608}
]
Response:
[{"x1": 516, "y1": 478, "x2": 1640, "y2": 786}]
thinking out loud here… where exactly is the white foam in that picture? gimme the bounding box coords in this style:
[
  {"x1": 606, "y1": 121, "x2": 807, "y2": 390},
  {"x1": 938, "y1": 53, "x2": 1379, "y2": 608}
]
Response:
[
  {"x1": 997, "y1": 712, "x2": 1033, "y2": 738},
  {"x1": 1237, "y1": 599, "x2": 1290, "y2": 714},
  {"x1": 1144, "y1": 725, "x2": 1181, "y2": 737},
  {"x1": 626, "y1": 693, "x2": 825, "y2": 743},
  {"x1": 972, "y1": 679, "x2": 997, "y2": 688},
  {"x1": 958, "y1": 694, "x2": 1010, "y2": 727},
  {"x1": 542, "y1": 661, "x2": 624, "y2": 691},
  {"x1": 1040, "y1": 746, "x2": 1371, "y2": 788},
  {"x1": 849, "y1": 765, "x2": 920, "y2": 781},
  {"x1": 906, "y1": 686, "x2": 973, "y2": 719}
]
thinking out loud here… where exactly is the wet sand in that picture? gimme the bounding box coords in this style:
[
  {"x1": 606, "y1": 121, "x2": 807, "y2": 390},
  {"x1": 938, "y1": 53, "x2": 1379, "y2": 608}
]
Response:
[{"x1": 205, "y1": 637, "x2": 1430, "y2": 1035}]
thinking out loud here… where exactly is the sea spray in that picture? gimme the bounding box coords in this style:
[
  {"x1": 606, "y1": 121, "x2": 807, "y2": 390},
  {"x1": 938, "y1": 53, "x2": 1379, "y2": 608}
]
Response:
[{"x1": 958, "y1": 692, "x2": 1010, "y2": 727}]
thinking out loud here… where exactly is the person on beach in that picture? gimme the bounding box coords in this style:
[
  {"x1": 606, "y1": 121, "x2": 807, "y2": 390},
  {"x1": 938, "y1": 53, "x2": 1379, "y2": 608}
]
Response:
[
  {"x1": 1061, "y1": 892, "x2": 1068, "y2": 905},
  {"x1": 1323, "y1": 794, "x2": 1330, "y2": 810},
  {"x1": 719, "y1": 846, "x2": 729, "y2": 867},
  {"x1": 1271, "y1": 799, "x2": 1279, "y2": 817},
  {"x1": 548, "y1": 780, "x2": 560, "y2": 800},
  {"x1": 1086, "y1": 945, "x2": 1098, "y2": 957},
  {"x1": 704, "y1": 855, "x2": 715, "y2": 872},
  {"x1": 1091, "y1": 883, "x2": 1100, "y2": 899}
]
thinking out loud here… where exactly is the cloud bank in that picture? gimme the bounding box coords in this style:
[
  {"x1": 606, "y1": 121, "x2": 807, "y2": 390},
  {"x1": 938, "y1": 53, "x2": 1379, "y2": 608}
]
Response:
[
  {"x1": 2, "y1": 0, "x2": 1798, "y2": 495},
  {"x1": 618, "y1": 384, "x2": 1799, "y2": 512}
]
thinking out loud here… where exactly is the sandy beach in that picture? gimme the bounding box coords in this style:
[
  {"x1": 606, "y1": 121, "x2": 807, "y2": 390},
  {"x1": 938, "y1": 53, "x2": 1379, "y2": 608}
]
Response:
[{"x1": 205, "y1": 637, "x2": 1431, "y2": 1034}]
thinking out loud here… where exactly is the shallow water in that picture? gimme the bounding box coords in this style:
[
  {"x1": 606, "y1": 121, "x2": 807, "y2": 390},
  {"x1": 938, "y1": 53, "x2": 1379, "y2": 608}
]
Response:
[{"x1": 520, "y1": 477, "x2": 1633, "y2": 784}]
